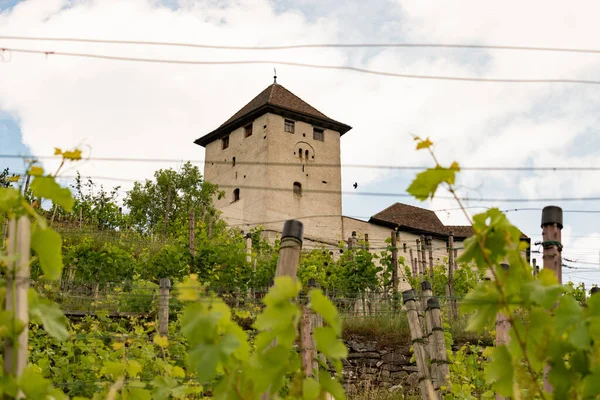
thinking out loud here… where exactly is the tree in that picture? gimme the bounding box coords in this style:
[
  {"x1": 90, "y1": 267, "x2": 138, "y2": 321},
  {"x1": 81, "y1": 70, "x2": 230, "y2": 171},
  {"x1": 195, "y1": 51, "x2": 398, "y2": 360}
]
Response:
[
  {"x1": 0, "y1": 167, "x2": 18, "y2": 188},
  {"x1": 125, "y1": 162, "x2": 221, "y2": 235}
]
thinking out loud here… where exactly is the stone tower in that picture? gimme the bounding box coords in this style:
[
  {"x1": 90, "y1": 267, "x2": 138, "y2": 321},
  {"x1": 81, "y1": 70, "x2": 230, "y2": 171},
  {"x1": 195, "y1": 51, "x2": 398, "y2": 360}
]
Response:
[{"x1": 194, "y1": 82, "x2": 352, "y2": 241}]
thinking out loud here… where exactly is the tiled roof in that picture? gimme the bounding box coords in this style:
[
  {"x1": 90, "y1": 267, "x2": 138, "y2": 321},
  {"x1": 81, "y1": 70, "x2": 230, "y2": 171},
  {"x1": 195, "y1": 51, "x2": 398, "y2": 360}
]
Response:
[
  {"x1": 370, "y1": 203, "x2": 447, "y2": 235},
  {"x1": 220, "y1": 83, "x2": 341, "y2": 127},
  {"x1": 194, "y1": 83, "x2": 351, "y2": 147},
  {"x1": 444, "y1": 225, "x2": 474, "y2": 239},
  {"x1": 369, "y1": 202, "x2": 529, "y2": 239}
]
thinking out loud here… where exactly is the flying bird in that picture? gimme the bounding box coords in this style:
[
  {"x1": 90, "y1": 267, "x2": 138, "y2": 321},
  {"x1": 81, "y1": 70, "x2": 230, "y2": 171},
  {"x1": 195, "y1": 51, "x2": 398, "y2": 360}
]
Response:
[{"x1": 353, "y1": 182, "x2": 358, "y2": 189}]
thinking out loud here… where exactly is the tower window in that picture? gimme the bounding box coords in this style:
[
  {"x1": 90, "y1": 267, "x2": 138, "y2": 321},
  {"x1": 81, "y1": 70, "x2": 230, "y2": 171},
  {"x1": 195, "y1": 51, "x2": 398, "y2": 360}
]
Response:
[
  {"x1": 232, "y1": 157, "x2": 236, "y2": 167},
  {"x1": 244, "y1": 123, "x2": 253, "y2": 138},
  {"x1": 285, "y1": 119, "x2": 295, "y2": 133},
  {"x1": 222, "y1": 135, "x2": 230, "y2": 150},
  {"x1": 313, "y1": 128, "x2": 324, "y2": 142},
  {"x1": 298, "y1": 148, "x2": 303, "y2": 159},
  {"x1": 233, "y1": 188, "x2": 240, "y2": 202},
  {"x1": 293, "y1": 182, "x2": 302, "y2": 196},
  {"x1": 305, "y1": 149, "x2": 309, "y2": 159}
]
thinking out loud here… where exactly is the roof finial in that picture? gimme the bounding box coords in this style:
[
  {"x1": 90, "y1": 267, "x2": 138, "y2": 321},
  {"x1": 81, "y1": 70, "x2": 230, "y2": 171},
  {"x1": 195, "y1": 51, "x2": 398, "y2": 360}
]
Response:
[{"x1": 273, "y1": 67, "x2": 277, "y2": 84}]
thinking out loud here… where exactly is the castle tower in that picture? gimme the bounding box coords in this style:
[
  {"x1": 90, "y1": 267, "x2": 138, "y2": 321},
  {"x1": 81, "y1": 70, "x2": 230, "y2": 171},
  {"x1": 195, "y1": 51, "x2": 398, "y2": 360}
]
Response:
[{"x1": 194, "y1": 82, "x2": 352, "y2": 242}]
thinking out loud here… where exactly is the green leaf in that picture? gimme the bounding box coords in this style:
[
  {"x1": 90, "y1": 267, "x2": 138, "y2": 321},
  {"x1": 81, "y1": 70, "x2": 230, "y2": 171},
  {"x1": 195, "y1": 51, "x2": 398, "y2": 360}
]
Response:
[
  {"x1": 126, "y1": 387, "x2": 152, "y2": 400},
  {"x1": 407, "y1": 166, "x2": 459, "y2": 201},
  {"x1": 264, "y1": 276, "x2": 301, "y2": 305},
  {"x1": 314, "y1": 327, "x2": 347, "y2": 359},
  {"x1": 31, "y1": 228, "x2": 63, "y2": 280},
  {"x1": 582, "y1": 365, "x2": 600, "y2": 398},
  {"x1": 0, "y1": 187, "x2": 21, "y2": 212},
  {"x1": 524, "y1": 275, "x2": 561, "y2": 310},
  {"x1": 309, "y1": 289, "x2": 341, "y2": 335},
  {"x1": 17, "y1": 366, "x2": 60, "y2": 399},
  {"x1": 30, "y1": 176, "x2": 74, "y2": 211},
  {"x1": 319, "y1": 374, "x2": 346, "y2": 400},
  {"x1": 483, "y1": 345, "x2": 513, "y2": 397},
  {"x1": 151, "y1": 376, "x2": 177, "y2": 400},
  {"x1": 100, "y1": 361, "x2": 125, "y2": 378},
  {"x1": 29, "y1": 301, "x2": 69, "y2": 341},
  {"x1": 303, "y1": 377, "x2": 321, "y2": 400},
  {"x1": 126, "y1": 360, "x2": 143, "y2": 378},
  {"x1": 188, "y1": 343, "x2": 219, "y2": 383}
]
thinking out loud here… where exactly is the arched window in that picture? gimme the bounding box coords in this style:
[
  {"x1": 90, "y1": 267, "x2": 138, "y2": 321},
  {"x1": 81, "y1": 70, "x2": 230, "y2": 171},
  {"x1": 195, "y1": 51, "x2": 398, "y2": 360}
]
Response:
[
  {"x1": 305, "y1": 149, "x2": 309, "y2": 159},
  {"x1": 298, "y1": 148, "x2": 303, "y2": 159},
  {"x1": 233, "y1": 188, "x2": 240, "y2": 202},
  {"x1": 293, "y1": 182, "x2": 302, "y2": 196}
]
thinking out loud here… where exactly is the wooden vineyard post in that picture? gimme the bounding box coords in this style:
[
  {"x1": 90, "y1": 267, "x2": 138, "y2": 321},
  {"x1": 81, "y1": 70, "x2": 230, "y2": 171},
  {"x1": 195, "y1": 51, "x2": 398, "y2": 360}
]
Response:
[
  {"x1": 532, "y1": 258, "x2": 538, "y2": 277},
  {"x1": 495, "y1": 263, "x2": 510, "y2": 400},
  {"x1": 3, "y1": 216, "x2": 31, "y2": 378},
  {"x1": 542, "y1": 206, "x2": 563, "y2": 283},
  {"x1": 403, "y1": 290, "x2": 436, "y2": 400},
  {"x1": 158, "y1": 278, "x2": 171, "y2": 337},
  {"x1": 427, "y1": 236, "x2": 434, "y2": 281},
  {"x1": 416, "y1": 239, "x2": 423, "y2": 279},
  {"x1": 420, "y1": 235, "x2": 428, "y2": 278},
  {"x1": 391, "y1": 230, "x2": 399, "y2": 293},
  {"x1": 347, "y1": 236, "x2": 354, "y2": 261},
  {"x1": 427, "y1": 297, "x2": 449, "y2": 394},
  {"x1": 246, "y1": 232, "x2": 253, "y2": 264},
  {"x1": 275, "y1": 220, "x2": 303, "y2": 279},
  {"x1": 420, "y1": 281, "x2": 432, "y2": 362},
  {"x1": 301, "y1": 279, "x2": 321, "y2": 378},
  {"x1": 447, "y1": 232, "x2": 457, "y2": 320},
  {"x1": 541, "y1": 206, "x2": 563, "y2": 394},
  {"x1": 409, "y1": 248, "x2": 416, "y2": 277},
  {"x1": 262, "y1": 220, "x2": 304, "y2": 400}
]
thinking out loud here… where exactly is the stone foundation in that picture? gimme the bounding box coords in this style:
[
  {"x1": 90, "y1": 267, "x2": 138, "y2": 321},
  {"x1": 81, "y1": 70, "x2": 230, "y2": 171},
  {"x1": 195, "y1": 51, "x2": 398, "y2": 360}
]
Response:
[{"x1": 341, "y1": 339, "x2": 420, "y2": 396}]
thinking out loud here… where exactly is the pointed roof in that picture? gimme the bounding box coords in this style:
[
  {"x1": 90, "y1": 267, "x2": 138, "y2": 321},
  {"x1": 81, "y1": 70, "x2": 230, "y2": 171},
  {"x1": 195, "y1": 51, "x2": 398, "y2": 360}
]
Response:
[{"x1": 194, "y1": 83, "x2": 352, "y2": 147}]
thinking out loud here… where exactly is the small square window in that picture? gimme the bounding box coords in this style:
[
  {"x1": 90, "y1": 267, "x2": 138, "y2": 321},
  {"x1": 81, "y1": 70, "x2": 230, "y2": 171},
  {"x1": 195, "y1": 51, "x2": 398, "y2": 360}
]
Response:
[
  {"x1": 284, "y1": 119, "x2": 295, "y2": 133},
  {"x1": 313, "y1": 128, "x2": 324, "y2": 142},
  {"x1": 222, "y1": 135, "x2": 230, "y2": 150},
  {"x1": 244, "y1": 123, "x2": 253, "y2": 138}
]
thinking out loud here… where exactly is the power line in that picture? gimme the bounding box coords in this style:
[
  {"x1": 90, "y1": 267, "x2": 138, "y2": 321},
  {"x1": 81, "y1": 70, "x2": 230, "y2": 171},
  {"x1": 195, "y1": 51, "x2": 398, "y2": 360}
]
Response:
[
  {"x1": 4, "y1": 154, "x2": 600, "y2": 171},
  {"x1": 9, "y1": 170, "x2": 600, "y2": 203},
  {"x1": 3, "y1": 35, "x2": 600, "y2": 55},
  {"x1": 2, "y1": 46, "x2": 600, "y2": 85}
]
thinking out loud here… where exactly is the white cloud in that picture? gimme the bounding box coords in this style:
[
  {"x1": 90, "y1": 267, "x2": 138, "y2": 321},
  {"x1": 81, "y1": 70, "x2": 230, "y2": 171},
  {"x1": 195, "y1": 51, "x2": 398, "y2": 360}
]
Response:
[{"x1": 1, "y1": 0, "x2": 600, "y2": 232}]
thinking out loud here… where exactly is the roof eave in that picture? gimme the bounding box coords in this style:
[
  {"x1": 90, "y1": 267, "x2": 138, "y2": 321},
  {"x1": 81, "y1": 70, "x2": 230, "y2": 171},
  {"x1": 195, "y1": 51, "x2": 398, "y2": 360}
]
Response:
[{"x1": 194, "y1": 104, "x2": 352, "y2": 147}]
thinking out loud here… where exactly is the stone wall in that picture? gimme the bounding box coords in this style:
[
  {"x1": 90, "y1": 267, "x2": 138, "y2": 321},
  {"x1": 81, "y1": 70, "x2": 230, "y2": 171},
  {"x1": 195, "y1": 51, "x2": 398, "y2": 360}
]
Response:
[{"x1": 341, "y1": 339, "x2": 420, "y2": 396}]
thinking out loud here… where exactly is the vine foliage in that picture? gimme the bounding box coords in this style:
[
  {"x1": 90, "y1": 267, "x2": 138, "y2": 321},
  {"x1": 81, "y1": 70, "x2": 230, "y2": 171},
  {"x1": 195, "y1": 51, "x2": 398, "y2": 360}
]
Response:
[{"x1": 407, "y1": 136, "x2": 600, "y2": 399}]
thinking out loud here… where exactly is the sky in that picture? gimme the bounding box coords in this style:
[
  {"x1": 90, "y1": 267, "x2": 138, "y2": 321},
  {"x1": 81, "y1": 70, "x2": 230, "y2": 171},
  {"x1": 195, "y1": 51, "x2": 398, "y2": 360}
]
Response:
[{"x1": 0, "y1": 0, "x2": 599, "y2": 288}]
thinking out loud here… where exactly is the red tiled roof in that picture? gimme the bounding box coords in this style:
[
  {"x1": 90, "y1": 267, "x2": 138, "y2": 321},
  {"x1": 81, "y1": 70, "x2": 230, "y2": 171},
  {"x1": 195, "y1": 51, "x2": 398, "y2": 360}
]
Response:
[
  {"x1": 370, "y1": 203, "x2": 447, "y2": 235},
  {"x1": 369, "y1": 202, "x2": 529, "y2": 239}
]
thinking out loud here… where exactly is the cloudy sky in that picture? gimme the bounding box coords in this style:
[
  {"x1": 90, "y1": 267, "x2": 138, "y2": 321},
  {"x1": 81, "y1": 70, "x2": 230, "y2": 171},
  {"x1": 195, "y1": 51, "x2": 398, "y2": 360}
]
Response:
[{"x1": 1, "y1": 0, "x2": 599, "y2": 287}]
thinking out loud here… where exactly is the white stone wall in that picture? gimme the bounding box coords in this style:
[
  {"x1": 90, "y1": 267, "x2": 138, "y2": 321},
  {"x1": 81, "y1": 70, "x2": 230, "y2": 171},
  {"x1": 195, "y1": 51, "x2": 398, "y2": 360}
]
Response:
[{"x1": 204, "y1": 113, "x2": 344, "y2": 241}]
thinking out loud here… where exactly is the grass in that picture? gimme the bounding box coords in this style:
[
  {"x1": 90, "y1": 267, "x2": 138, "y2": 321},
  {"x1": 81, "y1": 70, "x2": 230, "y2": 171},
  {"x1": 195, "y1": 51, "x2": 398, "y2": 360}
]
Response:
[
  {"x1": 342, "y1": 310, "x2": 492, "y2": 349},
  {"x1": 348, "y1": 388, "x2": 419, "y2": 400},
  {"x1": 342, "y1": 312, "x2": 410, "y2": 348}
]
